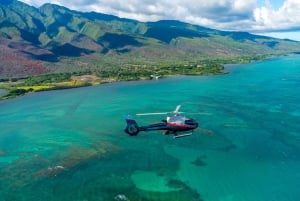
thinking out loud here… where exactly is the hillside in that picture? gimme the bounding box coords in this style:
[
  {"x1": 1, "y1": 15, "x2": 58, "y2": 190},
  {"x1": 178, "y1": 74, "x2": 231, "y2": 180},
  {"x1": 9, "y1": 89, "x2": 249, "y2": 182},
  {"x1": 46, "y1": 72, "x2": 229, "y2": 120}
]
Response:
[{"x1": 1, "y1": 0, "x2": 300, "y2": 79}]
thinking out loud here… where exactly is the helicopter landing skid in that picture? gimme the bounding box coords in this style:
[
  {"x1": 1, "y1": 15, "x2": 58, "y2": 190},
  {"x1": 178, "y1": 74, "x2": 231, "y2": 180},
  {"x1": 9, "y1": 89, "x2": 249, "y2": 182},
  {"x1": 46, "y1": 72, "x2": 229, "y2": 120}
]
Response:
[{"x1": 173, "y1": 132, "x2": 193, "y2": 139}]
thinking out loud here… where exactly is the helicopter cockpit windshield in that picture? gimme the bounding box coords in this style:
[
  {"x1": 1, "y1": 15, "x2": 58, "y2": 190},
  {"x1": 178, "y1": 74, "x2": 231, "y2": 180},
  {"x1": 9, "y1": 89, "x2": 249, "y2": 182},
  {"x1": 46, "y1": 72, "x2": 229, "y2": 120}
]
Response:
[{"x1": 167, "y1": 116, "x2": 187, "y2": 124}]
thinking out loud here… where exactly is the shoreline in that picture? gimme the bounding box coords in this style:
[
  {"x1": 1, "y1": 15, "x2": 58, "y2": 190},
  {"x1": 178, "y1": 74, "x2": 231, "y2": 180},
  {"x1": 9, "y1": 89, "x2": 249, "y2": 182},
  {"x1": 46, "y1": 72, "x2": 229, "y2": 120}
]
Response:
[
  {"x1": 0, "y1": 69, "x2": 226, "y2": 101},
  {"x1": 0, "y1": 72, "x2": 222, "y2": 101},
  {"x1": 0, "y1": 89, "x2": 8, "y2": 98},
  {"x1": 1, "y1": 54, "x2": 289, "y2": 101}
]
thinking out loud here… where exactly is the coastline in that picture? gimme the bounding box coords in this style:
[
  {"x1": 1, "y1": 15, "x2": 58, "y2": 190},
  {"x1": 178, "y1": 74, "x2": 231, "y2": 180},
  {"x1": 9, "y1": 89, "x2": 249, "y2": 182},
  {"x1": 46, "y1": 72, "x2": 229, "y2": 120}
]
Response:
[
  {"x1": 1, "y1": 54, "x2": 285, "y2": 101},
  {"x1": 0, "y1": 67, "x2": 226, "y2": 101},
  {"x1": 0, "y1": 71, "x2": 225, "y2": 101},
  {"x1": 0, "y1": 89, "x2": 8, "y2": 98}
]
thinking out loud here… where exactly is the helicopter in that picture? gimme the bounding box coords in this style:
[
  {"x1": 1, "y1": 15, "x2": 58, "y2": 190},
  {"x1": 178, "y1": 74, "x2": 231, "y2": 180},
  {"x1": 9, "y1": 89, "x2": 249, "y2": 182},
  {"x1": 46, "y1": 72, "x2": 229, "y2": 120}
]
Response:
[{"x1": 124, "y1": 105, "x2": 199, "y2": 138}]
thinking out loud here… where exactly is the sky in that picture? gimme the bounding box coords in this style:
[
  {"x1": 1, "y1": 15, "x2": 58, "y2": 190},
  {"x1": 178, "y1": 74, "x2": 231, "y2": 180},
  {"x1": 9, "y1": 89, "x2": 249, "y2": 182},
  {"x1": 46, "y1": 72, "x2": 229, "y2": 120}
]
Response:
[{"x1": 18, "y1": 0, "x2": 300, "y2": 41}]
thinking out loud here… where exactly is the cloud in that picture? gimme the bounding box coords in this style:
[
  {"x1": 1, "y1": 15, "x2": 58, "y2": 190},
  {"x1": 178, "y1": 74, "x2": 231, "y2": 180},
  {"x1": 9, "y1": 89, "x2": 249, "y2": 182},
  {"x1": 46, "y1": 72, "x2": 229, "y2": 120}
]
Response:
[
  {"x1": 18, "y1": 0, "x2": 300, "y2": 34},
  {"x1": 253, "y1": 0, "x2": 300, "y2": 32}
]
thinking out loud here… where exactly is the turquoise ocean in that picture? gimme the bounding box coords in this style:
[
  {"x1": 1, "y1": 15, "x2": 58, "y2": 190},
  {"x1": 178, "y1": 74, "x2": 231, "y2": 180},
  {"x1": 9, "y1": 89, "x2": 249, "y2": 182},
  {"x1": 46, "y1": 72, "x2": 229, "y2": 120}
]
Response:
[{"x1": 0, "y1": 55, "x2": 300, "y2": 201}]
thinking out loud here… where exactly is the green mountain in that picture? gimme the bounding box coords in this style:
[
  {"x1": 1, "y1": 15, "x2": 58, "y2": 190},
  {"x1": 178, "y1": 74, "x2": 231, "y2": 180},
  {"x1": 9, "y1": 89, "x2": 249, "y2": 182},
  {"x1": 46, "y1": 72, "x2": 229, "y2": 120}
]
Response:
[{"x1": 1, "y1": 0, "x2": 300, "y2": 79}]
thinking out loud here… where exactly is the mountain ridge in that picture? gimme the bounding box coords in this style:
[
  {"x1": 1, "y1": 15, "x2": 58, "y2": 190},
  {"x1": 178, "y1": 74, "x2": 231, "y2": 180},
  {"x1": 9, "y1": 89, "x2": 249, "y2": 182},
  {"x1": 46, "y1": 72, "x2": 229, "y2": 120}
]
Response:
[{"x1": 1, "y1": 0, "x2": 300, "y2": 79}]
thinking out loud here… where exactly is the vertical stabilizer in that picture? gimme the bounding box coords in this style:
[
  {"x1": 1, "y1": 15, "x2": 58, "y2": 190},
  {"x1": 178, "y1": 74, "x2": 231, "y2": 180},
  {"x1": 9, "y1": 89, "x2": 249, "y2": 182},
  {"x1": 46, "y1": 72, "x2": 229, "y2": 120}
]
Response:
[{"x1": 124, "y1": 116, "x2": 140, "y2": 136}]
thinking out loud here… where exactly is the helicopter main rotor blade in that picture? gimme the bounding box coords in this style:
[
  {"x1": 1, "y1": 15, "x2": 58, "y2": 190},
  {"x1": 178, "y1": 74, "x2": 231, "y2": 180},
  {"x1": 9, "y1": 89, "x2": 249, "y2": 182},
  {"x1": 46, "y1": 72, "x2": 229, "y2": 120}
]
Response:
[
  {"x1": 173, "y1": 105, "x2": 181, "y2": 115},
  {"x1": 185, "y1": 112, "x2": 212, "y2": 115},
  {"x1": 136, "y1": 112, "x2": 168, "y2": 116}
]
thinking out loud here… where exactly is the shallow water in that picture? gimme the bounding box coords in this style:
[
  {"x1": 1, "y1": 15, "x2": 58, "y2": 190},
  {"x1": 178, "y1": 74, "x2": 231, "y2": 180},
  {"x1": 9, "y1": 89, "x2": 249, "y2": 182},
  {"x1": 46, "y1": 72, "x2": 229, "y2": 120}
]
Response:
[
  {"x1": 0, "y1": 89, "x2": 7, "y2": 98},
  {"x1": 0, "y1": 55, "x2": 300, "y2": 201}
]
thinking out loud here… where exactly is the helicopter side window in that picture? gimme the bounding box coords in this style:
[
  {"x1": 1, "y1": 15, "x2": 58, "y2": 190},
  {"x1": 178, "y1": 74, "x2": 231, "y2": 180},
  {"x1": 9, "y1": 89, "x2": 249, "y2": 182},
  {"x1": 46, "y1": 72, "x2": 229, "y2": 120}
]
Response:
[
  {"x1": 185, "y1": 119, "x2": 195, "y2": 125},
  {"x1": 168, "y1": 116, "x2": 185, "y2": 124}
]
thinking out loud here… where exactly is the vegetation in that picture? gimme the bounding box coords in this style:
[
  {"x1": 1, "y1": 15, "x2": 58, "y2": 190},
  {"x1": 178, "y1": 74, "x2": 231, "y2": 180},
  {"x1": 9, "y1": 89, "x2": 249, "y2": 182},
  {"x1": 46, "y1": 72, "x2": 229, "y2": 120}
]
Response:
[
  {"x1": 0, "y1": 54, "x2": 267, "y2": 100},
  {"x1": 0, "y1": 71, "x2": 94, "y2": 100},
  {"x1": 1, "y1": 88, "x2": 32, "y2": 99},
  {"x1": 22, "y1": 73, "x2": 72, "y2": 86}
]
